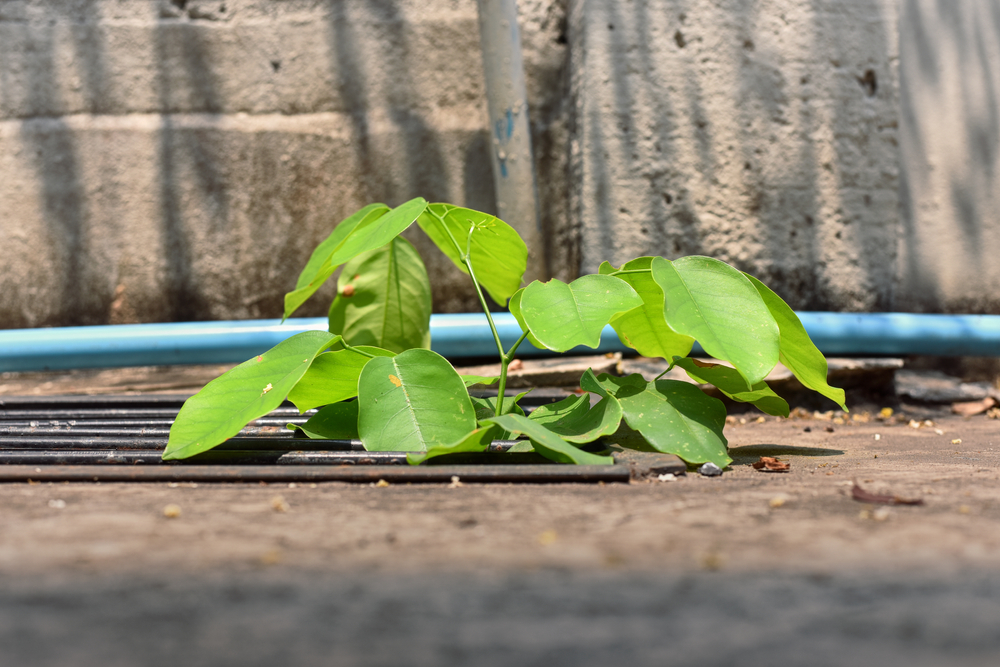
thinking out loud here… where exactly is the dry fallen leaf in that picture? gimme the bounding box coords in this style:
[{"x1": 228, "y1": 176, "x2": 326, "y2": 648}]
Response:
[
  {"x1": 752, "y1": 456, "x2": 790, "y2": 472},
  {"x1": 850, "y1": 480, "x2": 924, "y2": 506},
  {"x1": 952, "y1": 397, "x2": 996, "y2": 417}
]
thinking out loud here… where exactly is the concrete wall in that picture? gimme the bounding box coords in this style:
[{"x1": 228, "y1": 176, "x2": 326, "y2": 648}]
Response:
[
  {"x1": 898, "y1": 0, "x2": 1000, "y2": 314},
  {"x1": 571, "y1": 0, "x2": 901, "y2": 312},
  {"x1": 1, "y1": 0, "x2": 998, "y2": 330},
  {"x1": 0, "y1": 0, "x2": 571, "y2": 327}
]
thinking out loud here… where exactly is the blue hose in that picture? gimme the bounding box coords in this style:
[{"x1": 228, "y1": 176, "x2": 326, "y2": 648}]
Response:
[{"x1": 0, "y1": 312, "x2": 998, "y2": 372}]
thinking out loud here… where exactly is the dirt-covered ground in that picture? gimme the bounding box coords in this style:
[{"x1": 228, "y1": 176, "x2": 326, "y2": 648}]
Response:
[{"x1": 1, "y1": 368, "x2": 999, "y2": 665}]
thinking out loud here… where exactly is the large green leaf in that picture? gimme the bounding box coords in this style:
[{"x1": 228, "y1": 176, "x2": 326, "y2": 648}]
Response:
[
  {"x1": 288, "y1": 400, "x2": 359, "y2": 440},
  {"x1": 406, "y1": 425, "x2": 501, "y2": 465},
  {"x1": 507, "y1": 288, "x2": 544, "y2": 349},
  {"x1": 328, "y1": 236, "x2": 432, "y2": 353},
  {"x1": 519, "y1": 275, "x2": 643, "y2": 352},
  {"x1": 294, "y1": 204, "x2": 390, "y2": 292},
  {"x1": 671, "y1": 357, "x2": 790, "y2": 417},
  {"x1": 163, "y1": 331, "x2": 340, "y2": 460},
  {"x1": 357, "y1": 348, "x2": 477, "y2": 452},
  {"x1": 744, "y1": 274, "x2": 847, "y2": 411},
  {"x1": 284, "y1": 198, "x2": 428, "y2": 318},
  {"x1": 483, "y1": 413, "x2": 614, "y2": 465},
  {"x1": 526, "y1": 370, "x2": 622, "y2": 443},
  {"x1": 596, "y1": 373, "x2": 731, "y2": 468},
  {"x1": 472, "y1": 392, "x2": 528, "y2": 439},
  {"x1": 607, "y1": 257, "x2": 695, "y2": 359},
  {"x1": 287, "y1": 345, "x2": 396, "y2": 412},
  {"x1": 416, "y1": 203, "x2": 527, "y2": 305},
  {"x1": 651, "y1": 256, "x2": 779, "y2": 385}
]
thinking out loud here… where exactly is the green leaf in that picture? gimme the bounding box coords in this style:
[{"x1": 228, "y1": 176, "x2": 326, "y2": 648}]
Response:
[
  {"x1": 471, "y1": 391, "x2": 528, "y2": 438},
  {"x1": 328, "y1": 236, "x2": 432, "y2": 353},
  {"x1": 526, "y1": 371, "x2": 622, "y2": 444},
  {"x1": 287, "y1": 345, "x2": 396, "y2": 412},
  {"x1": 597, "y1": 260, "x2": 617, "y2": 275},
  {"x1": 294, "y1": 204, "x2": 390, "y2": 292},
  {"x1": 407, "y1": 425, "x2": 501, "y2": 465},
  {"x1": 483, "y1": 413, "x2": 614, "y2": 465},
  {"x1": 164, "y1": 331, "x2": 341, "y2": 460},
  {"x1": 357, "y1": 348, "x2": 477, "y2": 452},
  {"x1": 471, "y1": 392, "x2": 528, "y2": 421},
  {"x1": 671, "y1": 357, "x2": 790, "y2": 417},
  {"x1": 651, "y1": 256, "x2": 779, "y2": 385},
  {"x1": 596, "y1": 373, "x2": 731, "y2": 468},
  {"x1": 284, "y1": 198, "x2": 428, "y2": 318},
  {"x1": 507, "y1": 288, "x2": 544, "y2": 349},
  {"x1": 288, "y1": 400, "x2": 359, "y2": 440},
  {"x1": 519, "y1": 275, "x2": 643, "y2": 352},
  {"x1": 607, "y1": 257, "x2": 695, "y2": 359},
  {"x1": 417, "y1": 203, "x2": 527, "y2": 305},
  {"x1": 461, "y1": 374, "x2": 500, "y2": 387},
  {"x1": 744, "y1": 274, "x2": 848, "y2": 411}
]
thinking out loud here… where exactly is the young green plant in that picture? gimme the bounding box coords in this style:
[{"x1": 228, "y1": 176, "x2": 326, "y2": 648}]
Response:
[{"x1": 164, "y1": 199, "x2": 845, "y2": 470}]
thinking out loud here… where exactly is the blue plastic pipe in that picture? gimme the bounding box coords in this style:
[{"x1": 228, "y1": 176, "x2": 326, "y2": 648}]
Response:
[{"x1": 1, "y1": 312, "x2": 999, "y2": 372}]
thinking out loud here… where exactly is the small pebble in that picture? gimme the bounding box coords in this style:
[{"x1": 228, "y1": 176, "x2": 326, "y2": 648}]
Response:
[
  {"x1": 698, "y1": 462, "x2": 723, "y2": 477},
  {"x1": 952, "y1": 439, "x2": 963, "y2": 445},
  {"x1": 657, "y1": 473, "x2": 677, "y2": 482},
  {"x1": 163, "y1": 504, "x2": 182, "y2": 518},
  {"x1": 374, "y1": 479, "x2": 390, "y2": 488},
  {"x1": 874, "y1": 434, "x2": 881, "y2": 441},
  {"x1": 47, "y1": 499, "x2": 66, "y2": 509}
]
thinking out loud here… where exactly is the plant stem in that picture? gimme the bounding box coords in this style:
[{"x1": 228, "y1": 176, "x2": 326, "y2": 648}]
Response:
[
  {"x1": 493, "y1": 330, "x2": 530, "y2": 416},
  {"x1": 342, "y1": 342, "x2": 375, "y2": 359}
]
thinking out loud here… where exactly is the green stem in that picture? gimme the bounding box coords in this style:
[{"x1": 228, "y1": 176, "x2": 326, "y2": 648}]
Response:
[
  {"x1": 341, "y1": 341, "x2": 375, "y2": 359},
  {"x1": 494, "y1": 330, "x2": 530, "y2": 416},
  {"x1": 460, "y1": 232, "x2": 511, "y2": 416}
]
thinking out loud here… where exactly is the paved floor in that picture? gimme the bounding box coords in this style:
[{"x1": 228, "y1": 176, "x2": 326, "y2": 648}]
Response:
[{"x1": 1, "y1": 369, "x2": 999, "y2": 665}]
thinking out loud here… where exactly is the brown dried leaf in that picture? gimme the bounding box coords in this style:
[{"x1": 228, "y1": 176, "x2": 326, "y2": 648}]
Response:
[
  {"x1": 752, "y1": 456, "x2": 790, "y2": 472},
  {"x1": 851, "y1": 480, "x2": 924, "y2": 506},
  {"x1": 951, "y1": 397, "x2": 997, "y2": 417}
]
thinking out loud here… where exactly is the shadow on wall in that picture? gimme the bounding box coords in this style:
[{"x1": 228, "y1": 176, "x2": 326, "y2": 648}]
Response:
[
  {"x1": 899, "y1": 0, "x2": 1000, "y2": 314},
  {"x1": 577, "y1": 0, "x2": 898, "y2": 312}
]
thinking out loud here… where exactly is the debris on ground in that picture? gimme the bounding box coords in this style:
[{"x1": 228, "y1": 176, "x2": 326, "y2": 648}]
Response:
[
  {"x1": 896, "y1": 370, "x2": 999, "y2": 403},
  {"x1": 850, "y1": 480, "x2": 924, "y2": 506},
  {"x1": 752, "y1": 456, "x2": 790, "y2": 472},
  {"x1": 952, "y1": 397, "x2": 997, "y2": 417}
]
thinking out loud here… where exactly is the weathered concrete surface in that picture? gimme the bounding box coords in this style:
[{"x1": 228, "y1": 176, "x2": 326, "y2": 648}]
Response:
[
  {"x1": 0, "y1": 0, "x2": 572, "y2": 326},
  {"x1": 571, "y1": 0, "x2": 901, "y2": 311},
  {"x1": 0, "y1": 408, "x2": 999, "y2": 665},
  {"x1": 898, "y1": 0, "x2": 1000, "y2": 314}
]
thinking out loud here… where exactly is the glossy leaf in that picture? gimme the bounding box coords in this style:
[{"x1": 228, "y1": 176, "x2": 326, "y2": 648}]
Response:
[
  {"x1": 672, "y1": 357, "x2": 789, "y2": 417},
  {"x1": 526, "y1": 370, "x2": 622, "y2": 443},
  {"x1": 164, "y1": 331, "x2": 340, "y2": 460},
  {"x1": 472, "y1": 391, "x2": 528, "y2": 438},
  {"x1": 596, "y1": 373, "x2": 731, "y2": 468},
  {"x1": 471, "y1": 392, "x2": 528, "y2": 421},
  {"x1": 417, "y1": 203, "x2": 527, "y2": 305},
  {"x1": 607, "y1": 257, "x2": 695, "y2": 359},
  {"x1": 294, "y1": 204, "x2": 390, "y2": 292},
  {"x1": 287, "y1": 345, "x2": 395, "y2": 412},
  {"x1": 483, "y1": 413, "x2": 614, "y2": 465},
  {"x1": 328, "y1": 236, "x2": 432, "y2": 353},
  {"x1": 357, "y1": 348, "x2": 477, "y2": 452},
  {"x1": 744, "y1": 274, "x2": 848, "y2": 411},
  {"x1": 507, "y1": 288, "x2": 544, "y2": 349},
  {"x1": 461, "y1": 374, "x2": 500, "y2": 387},
  {"x1": 519, "y1": 275, "x2": 643, "y2": 352},
  {"x1": 284, "y1": 198, "x2": 428, "y2": 318},
  {"x1": 651, "y1": 256, "x2": 779, "y2": 385},
  {"x1": 288, "y1": 400, "x2": 359, "y2": 440},
  {"x1": 407, "y1": 424, "x2": 501, "y2": 465}
]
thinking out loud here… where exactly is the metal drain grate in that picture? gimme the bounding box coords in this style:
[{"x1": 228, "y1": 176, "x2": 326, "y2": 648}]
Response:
[{"x1": 0, "y1": 395, "x2": 679, "y2": 483}]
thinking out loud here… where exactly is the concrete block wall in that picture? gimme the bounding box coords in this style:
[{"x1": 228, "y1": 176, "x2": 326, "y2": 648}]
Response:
[
  {"x1": 898, "y1": 0, "x2": 1000, "y2": 314},
  {"x1": 0, "y1": 0, "x2": 572, "y2": 327},
  {"x1": 2, "y1": 0, "x2": 999, "y2": 332},
  {"x1": 570, "y1": 0, "x2": 901, "y2": 312}
]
